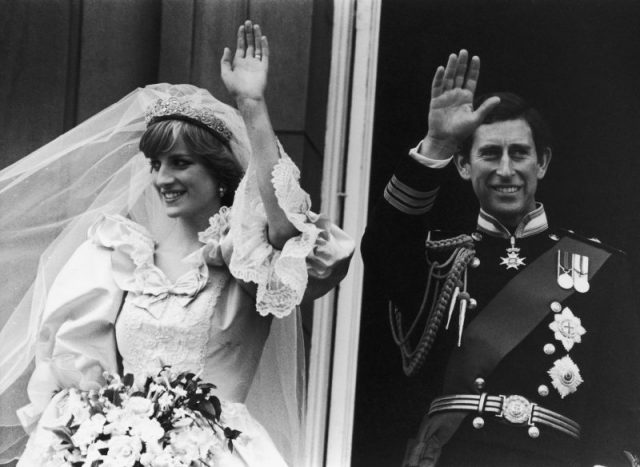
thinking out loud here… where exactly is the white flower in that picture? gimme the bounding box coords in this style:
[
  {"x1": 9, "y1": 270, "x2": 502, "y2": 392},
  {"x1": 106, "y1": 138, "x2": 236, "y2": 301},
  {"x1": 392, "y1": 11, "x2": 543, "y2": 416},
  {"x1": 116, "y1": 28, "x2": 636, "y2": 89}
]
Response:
[
  {"x1": 105, "y1": 435, "x2": 142, "y2": 467},
  {"x1": 130, "y1": 417, "x2": 165, "y2": 443},
  {"x1": 64, "y1": 388, "x2": 90, "y2": 425},
  {"x1": 548, "y1": 355, "x2": 584, "y2": 398},
  {"x1": 149, "y1": 382, "x2": 164, "y2": 394},
  {"x1": 158, "y1": 391, "x2": 174, "y2": 410},
  {"x1": 189, "y1": 425, "x2": 222, "y2": 458},
  {"x1": 103, "y1": 407, "x2": 135, "y2": 436},
  {"x1": 83, "y1": 439, "x2": 107, "y2": 465},
  {"x1": 167, "y1": 427, "x2": 206, "y2": 464},
  {"x1": 141, "y1": 451, "x2": 182, "y2": 467},
  {"x1": 44, "y1": 450, "x2": 72, "y2": 467},
  {"x1": 172, "y1": 407, "x2": 191, "y2": 422},
  {"x1": 105, "y1": 406, "x2": 125, "y2": 423},
  {"x1": 171, "y1": 385, "x2": 187, "y2": 398},
  {"x1": 71, "y1": 413, "x2": 106, "y2": 451},
  {"x1": 123, "y1": 395, "x2": 155, "y2": 417},
  {"x1": 549, "y1": 307, "x2": 586, "y2": 351}
]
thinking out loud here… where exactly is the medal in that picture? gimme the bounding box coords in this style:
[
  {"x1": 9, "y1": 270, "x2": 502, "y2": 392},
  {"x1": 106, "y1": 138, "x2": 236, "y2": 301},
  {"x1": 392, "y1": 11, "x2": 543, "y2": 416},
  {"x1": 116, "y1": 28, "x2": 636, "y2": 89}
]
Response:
[
  {"x1": 556, "y1": 250, "x2": 574, "y2": 289},
  {"x1": 500, "y1": 236, "x2": 526, "y2": 270},
  {"x1": 548, "y1": 306, "x2": 586, "y2": 351},
  {"x1": 572, "y1": 253, "x2": 590, "y2": 293},
  {"x1": 556, "y1": 250, "x2": 590, "y2": 293},
  {"x1": 548, "y1": 355, "x2": 583, "y2": 398}
]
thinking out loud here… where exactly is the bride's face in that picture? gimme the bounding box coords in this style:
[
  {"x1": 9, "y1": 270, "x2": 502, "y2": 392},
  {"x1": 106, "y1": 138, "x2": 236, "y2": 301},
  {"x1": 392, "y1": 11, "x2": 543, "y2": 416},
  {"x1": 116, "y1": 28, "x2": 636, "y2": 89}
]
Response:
[{"x1": 150, "y1": 137, "x2": 221, "y2": 220}]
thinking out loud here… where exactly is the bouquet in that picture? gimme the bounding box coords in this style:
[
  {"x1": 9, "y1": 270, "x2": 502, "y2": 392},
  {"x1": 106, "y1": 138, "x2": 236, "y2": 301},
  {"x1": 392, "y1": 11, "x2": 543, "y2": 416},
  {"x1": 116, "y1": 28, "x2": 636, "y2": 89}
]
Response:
[{"x1": 44, "y1": 368, "x2": 241, "y2": 467}]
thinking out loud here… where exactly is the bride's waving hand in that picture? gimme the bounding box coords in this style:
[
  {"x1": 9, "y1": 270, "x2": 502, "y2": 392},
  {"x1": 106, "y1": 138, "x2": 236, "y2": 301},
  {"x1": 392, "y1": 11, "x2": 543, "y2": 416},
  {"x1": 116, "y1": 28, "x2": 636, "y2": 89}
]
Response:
[{"x1": 222, "y1": 20, "x2": 298, "y2": 250}]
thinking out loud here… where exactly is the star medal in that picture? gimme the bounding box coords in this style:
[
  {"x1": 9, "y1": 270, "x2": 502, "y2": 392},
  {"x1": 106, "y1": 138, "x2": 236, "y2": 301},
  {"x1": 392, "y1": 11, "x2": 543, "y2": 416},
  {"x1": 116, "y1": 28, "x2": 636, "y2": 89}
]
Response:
[
  {"x1": 500, "y1": 236, "x2": 526, "y2": 270},
  {"x1": 549, "y1": 306, "x2": 586, "y2": 351},
  {"x1": 548, "y1": 355, "x2": 583, "y2": 398}
]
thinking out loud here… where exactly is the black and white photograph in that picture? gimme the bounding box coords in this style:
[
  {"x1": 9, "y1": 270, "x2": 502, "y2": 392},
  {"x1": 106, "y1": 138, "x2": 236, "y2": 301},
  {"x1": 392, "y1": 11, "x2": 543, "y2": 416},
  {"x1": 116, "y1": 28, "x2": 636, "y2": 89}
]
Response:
[{"x1": 1, "y1": 1, "x2": 640, "y2": 466}]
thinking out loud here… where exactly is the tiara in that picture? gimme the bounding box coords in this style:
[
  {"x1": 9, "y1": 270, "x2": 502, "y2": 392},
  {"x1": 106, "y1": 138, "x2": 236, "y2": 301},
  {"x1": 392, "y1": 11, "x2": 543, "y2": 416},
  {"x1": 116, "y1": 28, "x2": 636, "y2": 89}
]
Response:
[{"x1": 144, "y1": 97, "x2": 233, "y2": 143}]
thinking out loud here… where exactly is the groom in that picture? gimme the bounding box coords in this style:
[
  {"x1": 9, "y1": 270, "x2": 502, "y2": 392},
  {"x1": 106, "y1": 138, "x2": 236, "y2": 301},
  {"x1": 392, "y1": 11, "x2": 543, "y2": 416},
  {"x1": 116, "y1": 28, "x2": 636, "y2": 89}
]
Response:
[{"x1": 361, "y1": 50, "x2": 640, "y2": 466}]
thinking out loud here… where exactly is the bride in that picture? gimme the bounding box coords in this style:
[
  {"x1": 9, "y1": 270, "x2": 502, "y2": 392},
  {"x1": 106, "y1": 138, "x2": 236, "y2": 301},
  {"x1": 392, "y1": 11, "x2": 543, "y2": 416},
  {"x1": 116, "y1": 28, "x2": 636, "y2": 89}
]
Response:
[{"x1": 0, "y1": 20, "x2": 354, "y2": 466}]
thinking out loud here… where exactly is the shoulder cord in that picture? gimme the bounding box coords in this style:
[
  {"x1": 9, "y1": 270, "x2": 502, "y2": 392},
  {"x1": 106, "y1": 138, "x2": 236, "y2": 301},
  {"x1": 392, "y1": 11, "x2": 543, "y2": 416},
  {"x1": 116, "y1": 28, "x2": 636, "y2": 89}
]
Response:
[{"x1": 389, "y1": 234, "x2": 476, "y2": 376}]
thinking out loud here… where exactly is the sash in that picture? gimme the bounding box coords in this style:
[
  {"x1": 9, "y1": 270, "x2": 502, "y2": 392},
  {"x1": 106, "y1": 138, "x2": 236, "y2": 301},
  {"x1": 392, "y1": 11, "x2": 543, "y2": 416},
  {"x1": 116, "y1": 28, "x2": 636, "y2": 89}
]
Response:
[{"x1": 403, "y1": 236, "x2": 611, "y2": 467}]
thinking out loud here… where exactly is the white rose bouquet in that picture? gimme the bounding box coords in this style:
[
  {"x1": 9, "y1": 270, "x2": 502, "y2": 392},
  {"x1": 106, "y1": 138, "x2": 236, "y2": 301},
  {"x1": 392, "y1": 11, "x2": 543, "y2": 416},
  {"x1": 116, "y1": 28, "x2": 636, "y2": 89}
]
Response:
[{"x1": 44, "y1": 368, "x2": 241, "y2": 467}]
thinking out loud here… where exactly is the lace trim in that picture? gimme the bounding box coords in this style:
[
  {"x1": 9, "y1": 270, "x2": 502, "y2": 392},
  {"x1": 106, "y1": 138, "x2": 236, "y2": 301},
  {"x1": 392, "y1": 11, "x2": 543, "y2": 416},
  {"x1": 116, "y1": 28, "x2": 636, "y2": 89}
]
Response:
[
  {"x1": 229, "y1": 148, "x2": 321, "y2": 318},
  {"x1": 117, "y1": 268, "x2": 229, "y2": 386},
  {"x1": 89, "y1": 214, "x2": 211, "y2": 309},
  {"x1": 198, "y1": 206, "x2": 232, "y2": 267}
]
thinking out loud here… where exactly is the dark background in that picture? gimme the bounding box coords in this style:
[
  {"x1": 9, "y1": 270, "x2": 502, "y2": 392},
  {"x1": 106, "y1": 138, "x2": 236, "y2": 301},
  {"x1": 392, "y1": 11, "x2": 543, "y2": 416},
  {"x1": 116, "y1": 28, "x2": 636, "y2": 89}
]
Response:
[{"x1": 353, "y1": 0, "x2": 640, "y2": 465}]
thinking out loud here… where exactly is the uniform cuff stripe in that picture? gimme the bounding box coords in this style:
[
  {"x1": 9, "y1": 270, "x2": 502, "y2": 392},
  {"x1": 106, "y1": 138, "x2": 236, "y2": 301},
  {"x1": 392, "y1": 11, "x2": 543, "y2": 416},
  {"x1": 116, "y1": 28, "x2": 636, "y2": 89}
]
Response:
[
  {"x1": 386, "y1": 180, "x2": 439, "y2": 208},
  {"x1": 389, "y1": 175, "x2": 440, "y2": 200},
  {"x1": 384, "y1": 188, "x2": 436, "y2": 215}
]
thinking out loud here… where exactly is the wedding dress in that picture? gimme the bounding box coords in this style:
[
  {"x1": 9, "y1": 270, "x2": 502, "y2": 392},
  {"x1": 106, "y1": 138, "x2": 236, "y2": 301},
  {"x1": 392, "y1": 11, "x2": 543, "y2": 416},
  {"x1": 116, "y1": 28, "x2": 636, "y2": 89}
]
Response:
[{"x1": 0, "y1": 84, "x2": 354, "y2": 466}]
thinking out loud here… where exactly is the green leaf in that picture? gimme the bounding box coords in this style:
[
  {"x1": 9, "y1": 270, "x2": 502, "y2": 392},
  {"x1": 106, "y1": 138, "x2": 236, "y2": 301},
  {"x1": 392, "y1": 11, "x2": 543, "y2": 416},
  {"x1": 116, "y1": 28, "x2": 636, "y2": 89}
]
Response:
[
  {"x1": 65, "y1": 415, "x2": 75, "y2": 428},
  {"x1": 123, "y1": 373, "x2": 134, "y2": 387},
  {"x1": 224, "y1": 427, "x2": 242, "y2": 440},
  {"x1": 211, "y1": 397, "x2": 222, "y2": 419},
  {"x1": 197, "y1": 400, "x2": 217, "y2": 422},
  {"x1": 44, "y1": 426, "x2": 73, "y2": 445}
]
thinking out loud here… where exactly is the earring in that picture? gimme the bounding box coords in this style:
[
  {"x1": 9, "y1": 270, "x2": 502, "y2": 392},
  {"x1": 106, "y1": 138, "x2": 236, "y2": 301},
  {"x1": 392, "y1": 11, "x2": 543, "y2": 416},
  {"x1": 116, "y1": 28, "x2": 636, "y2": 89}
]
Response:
[{"x1": 218, "y1": 187, "x2": 226, "y2": 198}]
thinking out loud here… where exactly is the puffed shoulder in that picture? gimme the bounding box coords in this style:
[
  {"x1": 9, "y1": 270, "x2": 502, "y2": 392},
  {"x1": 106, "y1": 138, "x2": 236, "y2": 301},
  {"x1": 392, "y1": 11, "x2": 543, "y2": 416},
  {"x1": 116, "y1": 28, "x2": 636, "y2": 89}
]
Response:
[{"x1": 88, "y1": 213, "x2": 155, "y2": 264}]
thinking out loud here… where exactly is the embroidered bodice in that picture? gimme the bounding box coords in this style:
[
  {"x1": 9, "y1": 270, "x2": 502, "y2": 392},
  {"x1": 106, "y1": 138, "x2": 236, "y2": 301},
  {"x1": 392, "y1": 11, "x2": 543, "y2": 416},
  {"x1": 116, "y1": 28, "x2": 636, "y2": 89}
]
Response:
[{"x1": 89, "y1": 212, "x2": 269, "y2": 403}]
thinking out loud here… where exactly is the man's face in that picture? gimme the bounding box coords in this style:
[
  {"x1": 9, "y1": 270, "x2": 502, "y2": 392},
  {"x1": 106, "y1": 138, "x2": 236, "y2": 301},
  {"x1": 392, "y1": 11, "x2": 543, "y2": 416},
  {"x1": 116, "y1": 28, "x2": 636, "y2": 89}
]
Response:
[{"x1": 456, "y1": 118, "x2": 551, "y2": 227}]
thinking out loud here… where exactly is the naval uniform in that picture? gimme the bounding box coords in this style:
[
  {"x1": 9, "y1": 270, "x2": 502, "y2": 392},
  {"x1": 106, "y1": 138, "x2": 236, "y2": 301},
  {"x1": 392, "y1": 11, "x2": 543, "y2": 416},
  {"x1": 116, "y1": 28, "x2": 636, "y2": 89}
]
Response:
[{"x1": 361, "y1": 152, "x2": 640, "y2": 467}]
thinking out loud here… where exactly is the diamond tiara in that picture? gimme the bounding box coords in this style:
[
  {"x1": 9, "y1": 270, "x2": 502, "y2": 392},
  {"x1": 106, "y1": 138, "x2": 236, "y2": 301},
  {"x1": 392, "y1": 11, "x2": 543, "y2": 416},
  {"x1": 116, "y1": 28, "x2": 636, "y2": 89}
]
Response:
[{"x1": 144, "y1": 97, "x2": 233, "y2": 143}]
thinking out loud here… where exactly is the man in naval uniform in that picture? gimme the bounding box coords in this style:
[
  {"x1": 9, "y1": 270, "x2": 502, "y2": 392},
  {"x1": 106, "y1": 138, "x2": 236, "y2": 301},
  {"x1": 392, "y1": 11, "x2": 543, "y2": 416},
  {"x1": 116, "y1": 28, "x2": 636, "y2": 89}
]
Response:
[{"x1": 361, "y1": 50, "x2": 640, "y2": 466}]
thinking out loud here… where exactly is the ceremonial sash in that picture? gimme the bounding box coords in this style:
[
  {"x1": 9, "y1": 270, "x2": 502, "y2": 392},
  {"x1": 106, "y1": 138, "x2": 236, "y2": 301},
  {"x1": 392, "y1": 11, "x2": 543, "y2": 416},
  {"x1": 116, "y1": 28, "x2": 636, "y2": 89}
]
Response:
[{"x1": 403, "y1": 236, "x2": 611, "y2": 467}]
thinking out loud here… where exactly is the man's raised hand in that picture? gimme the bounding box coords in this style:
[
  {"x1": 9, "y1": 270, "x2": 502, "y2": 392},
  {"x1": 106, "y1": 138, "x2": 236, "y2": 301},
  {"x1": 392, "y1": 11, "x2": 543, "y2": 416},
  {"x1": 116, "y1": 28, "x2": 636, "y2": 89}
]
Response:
[{"x1": 421, "y1": 50, "x2": 500, "y2": 159}]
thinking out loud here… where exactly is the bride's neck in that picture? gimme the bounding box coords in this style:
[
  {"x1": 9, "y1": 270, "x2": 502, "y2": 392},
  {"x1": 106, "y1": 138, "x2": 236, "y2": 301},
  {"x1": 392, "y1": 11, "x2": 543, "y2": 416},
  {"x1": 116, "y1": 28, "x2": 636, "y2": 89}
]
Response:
[{"x1": 160, "y1": 214, "x2": 211, "y2": 254}]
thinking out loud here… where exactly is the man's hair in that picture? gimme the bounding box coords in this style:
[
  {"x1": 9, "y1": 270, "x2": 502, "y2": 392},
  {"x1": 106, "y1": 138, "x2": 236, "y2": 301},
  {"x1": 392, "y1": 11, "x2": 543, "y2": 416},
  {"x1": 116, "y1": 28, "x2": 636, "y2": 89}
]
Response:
[{"x1": 459, "y1": 92, "x2": 552, "y2": 160}]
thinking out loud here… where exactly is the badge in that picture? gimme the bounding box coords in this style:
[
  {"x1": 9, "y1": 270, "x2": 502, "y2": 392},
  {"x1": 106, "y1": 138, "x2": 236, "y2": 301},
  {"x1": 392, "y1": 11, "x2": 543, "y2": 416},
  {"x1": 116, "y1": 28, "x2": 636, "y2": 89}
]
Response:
[
  {"x1": 572, "y1": 253, "x2": 590, "y2": 293},
  {"x1": 556, "y1": 250, "x2": 590, "y2": 293},
  {"x1": 500, "y1": 236, "x2": 526, "y2": 270},
  {"x1": 556, "y1": 250, "x2": 574, "y2": 289},
  {"x1": 548, "y1": 306, "x2": 586, "y2": 351},
  {"x1": 548, "y1": 355, "x2": 583, "y2": 398}
]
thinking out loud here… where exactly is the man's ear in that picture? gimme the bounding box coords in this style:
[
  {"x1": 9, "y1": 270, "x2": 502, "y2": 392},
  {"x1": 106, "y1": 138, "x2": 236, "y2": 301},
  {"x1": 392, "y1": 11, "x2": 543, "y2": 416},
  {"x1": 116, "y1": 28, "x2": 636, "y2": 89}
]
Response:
[
  {"x1": 454, "y1": 154, "x2": 471, "y2": 180},
  {"x1": 537, "y1": 147, "x2": 552, "y2": 179}
]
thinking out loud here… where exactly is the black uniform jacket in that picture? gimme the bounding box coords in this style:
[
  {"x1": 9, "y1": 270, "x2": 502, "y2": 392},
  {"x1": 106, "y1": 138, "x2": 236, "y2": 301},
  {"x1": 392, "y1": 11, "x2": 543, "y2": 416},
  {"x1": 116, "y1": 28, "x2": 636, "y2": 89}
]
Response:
[{"x1": 361, "y1": 156, "x2": 640, "y2": 467}]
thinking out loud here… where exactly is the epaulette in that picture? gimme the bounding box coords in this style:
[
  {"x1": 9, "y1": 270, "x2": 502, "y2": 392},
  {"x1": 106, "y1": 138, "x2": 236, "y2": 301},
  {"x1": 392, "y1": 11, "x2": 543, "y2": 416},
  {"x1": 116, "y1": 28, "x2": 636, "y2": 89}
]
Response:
[
  {"x1": 554, "y1": 227, "x2": 627, "y2": 257},
  {"x1": 426, "y1": 229, "x2": 469, "y2": 240},
  {"x1": 426, "y1": 224, "x2": 480, "y2": 239}
]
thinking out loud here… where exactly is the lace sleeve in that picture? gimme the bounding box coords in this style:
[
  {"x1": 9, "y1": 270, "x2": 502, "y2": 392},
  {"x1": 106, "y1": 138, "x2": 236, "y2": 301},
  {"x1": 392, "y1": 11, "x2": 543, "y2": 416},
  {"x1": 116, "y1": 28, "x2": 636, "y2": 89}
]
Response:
[{"x1": 227, "y1": 143, "x2": 354, "y2": 318}]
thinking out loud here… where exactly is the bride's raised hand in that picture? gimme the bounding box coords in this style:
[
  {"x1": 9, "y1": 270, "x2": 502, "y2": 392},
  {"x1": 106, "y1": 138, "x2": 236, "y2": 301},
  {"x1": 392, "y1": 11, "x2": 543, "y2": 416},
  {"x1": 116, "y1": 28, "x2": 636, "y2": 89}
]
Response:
[{"x1": 221, "y1": 20, "x2": 268, "y2": 103}]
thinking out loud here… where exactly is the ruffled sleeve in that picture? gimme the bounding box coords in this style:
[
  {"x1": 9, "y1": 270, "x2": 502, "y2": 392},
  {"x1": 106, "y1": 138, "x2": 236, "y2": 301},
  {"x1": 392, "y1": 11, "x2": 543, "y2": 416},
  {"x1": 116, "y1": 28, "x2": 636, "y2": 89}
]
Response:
[
  {"x1": 224, "y1": 147, "x2": 354, "y2": 318},
  {"x1": 19, "y1": 223, "x2": 124, "y2": 431}
]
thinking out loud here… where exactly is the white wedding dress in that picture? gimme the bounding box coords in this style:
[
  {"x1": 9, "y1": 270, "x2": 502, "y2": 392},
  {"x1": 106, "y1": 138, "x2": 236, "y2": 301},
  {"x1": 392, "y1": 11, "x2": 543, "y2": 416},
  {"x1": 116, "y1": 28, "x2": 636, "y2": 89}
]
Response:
[{"x1": 15, "y1": 156, "x2": 355, "y2": 466}]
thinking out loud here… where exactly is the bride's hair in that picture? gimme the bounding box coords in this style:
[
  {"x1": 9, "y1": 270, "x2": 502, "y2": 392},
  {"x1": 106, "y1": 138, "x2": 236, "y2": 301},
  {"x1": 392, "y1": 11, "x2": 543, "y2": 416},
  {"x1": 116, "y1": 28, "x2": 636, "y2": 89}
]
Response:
[{"x1": 139, "y1": 119, "x2": 245, "y2": 206}]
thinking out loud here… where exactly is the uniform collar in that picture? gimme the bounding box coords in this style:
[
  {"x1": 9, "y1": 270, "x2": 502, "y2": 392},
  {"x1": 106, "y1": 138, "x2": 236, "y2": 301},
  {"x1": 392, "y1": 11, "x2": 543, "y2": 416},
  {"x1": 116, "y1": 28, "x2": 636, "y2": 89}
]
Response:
[{"x1": 477, "y1": 203, "x2": 548, "y2": 239}]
